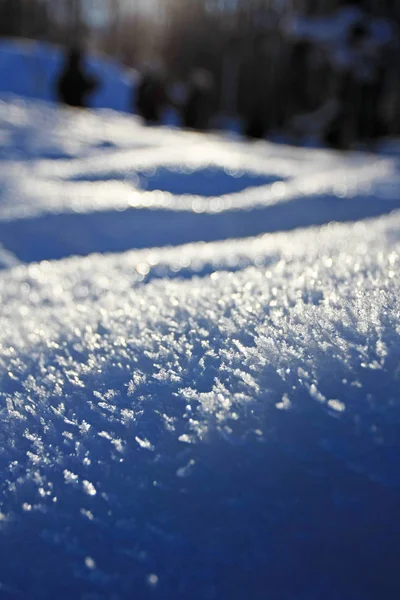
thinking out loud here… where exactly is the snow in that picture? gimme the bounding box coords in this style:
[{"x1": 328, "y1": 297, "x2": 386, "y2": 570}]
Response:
[
  {"x1": 0, "y1": 43, "x2": 400, "y2": 600},
  {"x1": 3, "y1": 213, "x2": 400, "y2": 598},
  {"x1": 0, "y1": 38, "x2": 134, "y2": 111}
]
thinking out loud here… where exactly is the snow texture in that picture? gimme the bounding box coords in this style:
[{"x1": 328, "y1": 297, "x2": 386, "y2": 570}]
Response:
[{"x1": 0, "y1": 46, "x2": 400, "y2": 600}]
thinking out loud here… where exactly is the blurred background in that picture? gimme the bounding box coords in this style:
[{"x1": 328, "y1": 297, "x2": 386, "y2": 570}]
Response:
[{"x1": 0, "y1": 0, "x2": 399, "y2": 147}]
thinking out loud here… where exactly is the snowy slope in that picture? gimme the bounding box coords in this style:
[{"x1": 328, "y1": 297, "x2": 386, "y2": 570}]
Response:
[
  {"x1": 0, "y1": 94, "x2": 400, "y2": 600},
  {"x1": 0, "y1": 38, "x2": 134, "y2": 111}
]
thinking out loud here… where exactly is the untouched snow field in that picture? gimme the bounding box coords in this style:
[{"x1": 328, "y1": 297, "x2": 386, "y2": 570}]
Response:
[{"x1": 0, "y1": 91, "x2": 400, "y2": 599}]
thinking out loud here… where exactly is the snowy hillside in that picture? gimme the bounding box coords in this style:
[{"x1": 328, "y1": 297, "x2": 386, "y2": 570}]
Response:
[
  {"x1": 0, "y1": 92, "x2": 400, "y2": 600},
  {"x1": 0, "y1": 38, "x2": 134, "y2": 111}
]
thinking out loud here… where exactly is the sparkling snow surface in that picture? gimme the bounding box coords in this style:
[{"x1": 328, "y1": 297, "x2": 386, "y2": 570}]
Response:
[{"x1": 0, "y1": 98, "x2": 400, "y2": 599}]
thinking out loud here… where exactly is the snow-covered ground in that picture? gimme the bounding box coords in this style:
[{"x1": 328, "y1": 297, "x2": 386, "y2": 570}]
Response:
[{"x1": 0, "y1": 47, "x2": 400, "y2": 599}]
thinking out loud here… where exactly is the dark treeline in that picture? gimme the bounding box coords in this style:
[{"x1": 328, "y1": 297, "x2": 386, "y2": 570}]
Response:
[{"x1": 1, "y1": 0, "x2": 400, "y2": 144}]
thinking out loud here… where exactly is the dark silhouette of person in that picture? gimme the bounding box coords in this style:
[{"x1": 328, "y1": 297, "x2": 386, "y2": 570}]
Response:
[
  {"x1": 242, "y1": 36, "x2": 274, "y2": 139},
  {"x1": 135, "y1": 70, "x2": 167, "y2": 124},
  {"x1": 57, "y1": 48, "x2": 99, "y2": 108},
  {"x1": 244, "y1": 92, "x2": 268, "y2": 139},
  {"x1": 182, "y1": 69, "x2": 215, "y2": 130}
]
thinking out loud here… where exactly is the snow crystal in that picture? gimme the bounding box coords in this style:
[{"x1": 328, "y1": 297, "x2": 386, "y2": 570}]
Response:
[{"x1": 82, "y1": 481, "x2": 97, "y2": 497}]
